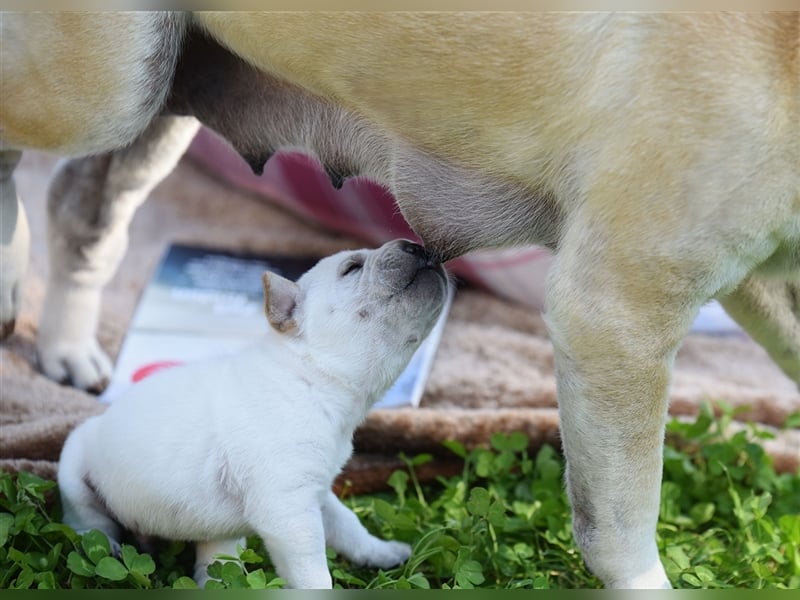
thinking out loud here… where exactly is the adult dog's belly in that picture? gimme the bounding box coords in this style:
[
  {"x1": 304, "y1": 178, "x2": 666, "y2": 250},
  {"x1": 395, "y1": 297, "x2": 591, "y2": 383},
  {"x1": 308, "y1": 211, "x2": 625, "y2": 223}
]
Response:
[{"x1": 168, "y1": 22, "x2": 567, "y2": 260}]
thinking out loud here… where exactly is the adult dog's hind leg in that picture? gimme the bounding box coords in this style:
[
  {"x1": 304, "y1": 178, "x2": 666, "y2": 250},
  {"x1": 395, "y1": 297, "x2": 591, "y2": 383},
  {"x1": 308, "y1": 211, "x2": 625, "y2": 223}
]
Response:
[
  {"x1": 0, "y1": 150, "x2": 30, "y2": 339},
  {"x1": 718, "y1": 274, "x2": 800, "y2": 387},
  {"x1": 544, "y1": 225, "x2": 706, "y2": 589},
  {"x1": 36, "y1": 115, "x2": 199, "y2": 392}
]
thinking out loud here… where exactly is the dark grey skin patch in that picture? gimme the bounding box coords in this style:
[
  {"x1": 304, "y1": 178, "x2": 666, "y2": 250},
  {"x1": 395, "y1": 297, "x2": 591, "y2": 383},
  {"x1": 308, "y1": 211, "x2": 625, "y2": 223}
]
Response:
[
  {"x1": 166, "y1": 29, "x2": 564, "y2": 262},
  {"x1": 47, "y1": 154, "x2": 113, "y2": 231}
]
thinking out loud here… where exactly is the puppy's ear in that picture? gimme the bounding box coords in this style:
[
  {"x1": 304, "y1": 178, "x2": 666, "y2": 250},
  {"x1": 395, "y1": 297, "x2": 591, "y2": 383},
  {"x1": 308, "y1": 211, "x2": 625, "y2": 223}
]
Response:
[{"x1": 262, "y1": 272, "x2": 300, "y2": 334}]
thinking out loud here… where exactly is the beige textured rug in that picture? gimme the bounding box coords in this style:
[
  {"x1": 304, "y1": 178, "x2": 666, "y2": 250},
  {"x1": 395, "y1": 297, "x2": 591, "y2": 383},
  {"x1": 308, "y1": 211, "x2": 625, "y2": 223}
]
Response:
[{"x1": 1, "y1": 151, "x2": 798, "y2": 494}]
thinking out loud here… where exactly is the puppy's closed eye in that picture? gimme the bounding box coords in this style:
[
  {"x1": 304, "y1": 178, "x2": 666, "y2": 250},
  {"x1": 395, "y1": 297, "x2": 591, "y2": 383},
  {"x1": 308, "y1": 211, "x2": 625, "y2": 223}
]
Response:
[{"x1": 339, "y1": 257, "x2": 363, "y2": 277}]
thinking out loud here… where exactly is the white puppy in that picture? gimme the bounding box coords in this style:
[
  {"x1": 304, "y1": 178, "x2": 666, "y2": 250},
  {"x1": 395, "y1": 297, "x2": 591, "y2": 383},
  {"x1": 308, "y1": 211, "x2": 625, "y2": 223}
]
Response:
[{"x1": 57, "y1": 239, "x2": 448, "y2": 589}]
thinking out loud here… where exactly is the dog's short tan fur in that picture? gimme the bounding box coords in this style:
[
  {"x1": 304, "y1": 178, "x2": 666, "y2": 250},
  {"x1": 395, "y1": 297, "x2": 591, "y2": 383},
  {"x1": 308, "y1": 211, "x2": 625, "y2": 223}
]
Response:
[{"x1": 1, "y1": 12, "x2": 798, "y2": 589}]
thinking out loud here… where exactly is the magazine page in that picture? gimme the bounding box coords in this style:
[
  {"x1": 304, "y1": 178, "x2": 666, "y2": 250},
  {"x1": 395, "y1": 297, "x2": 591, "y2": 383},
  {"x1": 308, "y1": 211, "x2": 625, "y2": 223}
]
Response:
[{"x1": 100, "y1": 244, "x2": 452, "y2": 409}]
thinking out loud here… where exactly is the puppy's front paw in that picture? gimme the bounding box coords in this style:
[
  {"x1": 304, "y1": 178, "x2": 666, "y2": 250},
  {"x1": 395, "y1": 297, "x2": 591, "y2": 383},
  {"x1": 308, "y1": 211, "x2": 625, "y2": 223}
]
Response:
[
  {"x1": 364, "y1": 540, "x2": 412, "y2": 569},
  {"x1": 36, "y1": 337, "x2": 112, "y2": 393}
]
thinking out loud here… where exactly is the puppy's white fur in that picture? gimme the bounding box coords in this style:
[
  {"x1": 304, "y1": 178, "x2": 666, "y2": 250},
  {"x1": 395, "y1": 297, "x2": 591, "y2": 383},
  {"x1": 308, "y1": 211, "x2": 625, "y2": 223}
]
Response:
[{"x1": 57, "y1": 240, "x2": 448, "y2": 589}]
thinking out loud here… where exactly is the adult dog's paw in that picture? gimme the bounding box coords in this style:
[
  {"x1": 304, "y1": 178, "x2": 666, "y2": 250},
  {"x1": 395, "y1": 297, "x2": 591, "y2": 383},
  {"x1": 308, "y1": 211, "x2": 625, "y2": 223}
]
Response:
[
  {"x1": 36, "y1": 338, "x2": 113, "y2": 393},
  {"x1": 0, "y1": 279, "x2": 20, "y2": 339},
  {"x1": 0, "y1": 195, "x2": 29, "y2": 340}
]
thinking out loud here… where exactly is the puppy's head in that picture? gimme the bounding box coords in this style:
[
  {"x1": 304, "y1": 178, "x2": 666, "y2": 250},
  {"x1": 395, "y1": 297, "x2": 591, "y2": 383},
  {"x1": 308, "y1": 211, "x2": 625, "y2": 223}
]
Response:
[{"x1": 261, "y1": 240, "x2": 448, "y2": 392}]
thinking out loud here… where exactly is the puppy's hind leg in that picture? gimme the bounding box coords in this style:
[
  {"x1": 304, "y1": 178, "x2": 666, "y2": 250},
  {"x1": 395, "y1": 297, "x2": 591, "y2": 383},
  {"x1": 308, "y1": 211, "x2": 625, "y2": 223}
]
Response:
[
  {"x1": 194, "y1": 537, "x2": 245, "y2": 588},
  {"x1": 0, "y1": 150, "x2": 30, "y2": 339},
  {"x1": 36, "y1": 115, "x2": 199, "y2": 392},
  {"x1": 57, "y1": 416, "x2": 121, "y2": 553},
  {"x1": 718, "y1": 274, "x2": 800, "y2": 387},
  {"x1": 321, "y1": 490, "x2": 411, "y2": 569}
]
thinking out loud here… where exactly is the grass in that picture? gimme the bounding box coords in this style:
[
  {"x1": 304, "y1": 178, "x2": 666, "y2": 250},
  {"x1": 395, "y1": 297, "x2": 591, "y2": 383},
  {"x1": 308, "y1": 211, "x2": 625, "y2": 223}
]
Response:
[{"x1": 1, "y1": 401, "x2": 798, "y2": 589}]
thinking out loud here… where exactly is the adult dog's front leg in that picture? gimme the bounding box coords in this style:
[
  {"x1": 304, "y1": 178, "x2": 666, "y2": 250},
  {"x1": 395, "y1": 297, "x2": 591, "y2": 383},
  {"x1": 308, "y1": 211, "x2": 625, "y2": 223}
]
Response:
[
  {"x1": 37, "y1": 116, "x2": 199, "y2": 391},
  {"x1": 544, "y1": 235, "x2": 702, "y2": 589},
  {"x1": 0, "y1": 150, "x2": 30, "y2": 339}
]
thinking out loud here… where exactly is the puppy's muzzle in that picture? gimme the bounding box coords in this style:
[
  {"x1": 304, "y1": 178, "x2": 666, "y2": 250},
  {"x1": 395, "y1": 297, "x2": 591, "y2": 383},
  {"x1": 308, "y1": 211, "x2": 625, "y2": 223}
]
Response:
[
  {"x1": 372, "y1": 240, "x2": 448, "y2": 304},
  {"x1": 393, "y1": 240, "x2": 447, "y2": 284},
  {"x1": 397, "y1": 240, "x2": 441, "y2": 270}
]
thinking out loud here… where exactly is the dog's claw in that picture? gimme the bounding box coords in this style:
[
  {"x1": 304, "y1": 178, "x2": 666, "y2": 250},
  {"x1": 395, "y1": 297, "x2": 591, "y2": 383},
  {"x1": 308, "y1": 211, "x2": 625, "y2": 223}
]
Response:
[
  {"x1": 59, "y1": 374, "x2": 110, "y2": 396},
  {"x1": 37, "y1": 338, "x2": 113, "y2": 393},
  {"x1": 86, "y1": 377, "x2": 110, "y2": 396},
  {"x1": 1, "y1": 319, "x2": 15, "y2": 340}
]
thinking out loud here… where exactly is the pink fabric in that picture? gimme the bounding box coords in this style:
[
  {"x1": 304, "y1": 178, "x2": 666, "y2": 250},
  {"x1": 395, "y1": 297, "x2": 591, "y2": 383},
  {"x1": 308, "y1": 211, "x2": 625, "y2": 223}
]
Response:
[{"x1": 188, "y1": 128, "x2": 551, "y2": 310}]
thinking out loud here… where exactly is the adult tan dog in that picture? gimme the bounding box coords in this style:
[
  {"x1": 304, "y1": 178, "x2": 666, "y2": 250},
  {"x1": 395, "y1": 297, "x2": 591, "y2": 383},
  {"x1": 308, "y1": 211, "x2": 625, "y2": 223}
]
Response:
[{"x1": 1, "y1": 12, "x2": 798, "y2": 589}]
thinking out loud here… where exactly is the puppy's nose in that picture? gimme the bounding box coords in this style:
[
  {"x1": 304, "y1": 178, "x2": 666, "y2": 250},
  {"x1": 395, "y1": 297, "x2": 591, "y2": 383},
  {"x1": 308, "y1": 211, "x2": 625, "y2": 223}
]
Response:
[
  {"x1": 399, "y1": 240, "x2": 425, "y2": 258},
  {"x1": 398, "y1": 240, "x2": 438, "y2": 267}
]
